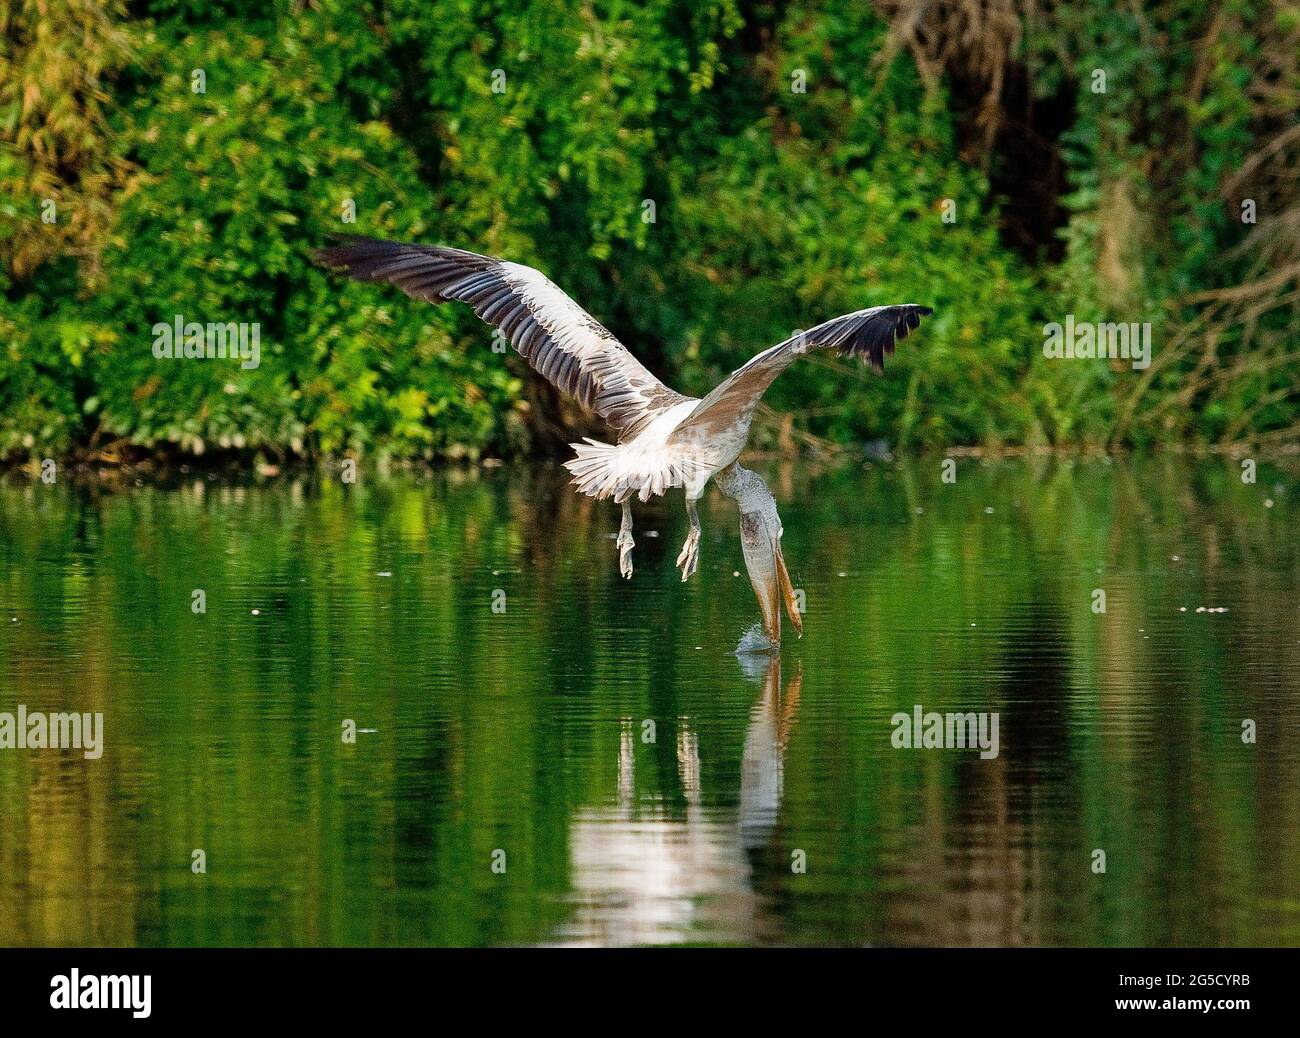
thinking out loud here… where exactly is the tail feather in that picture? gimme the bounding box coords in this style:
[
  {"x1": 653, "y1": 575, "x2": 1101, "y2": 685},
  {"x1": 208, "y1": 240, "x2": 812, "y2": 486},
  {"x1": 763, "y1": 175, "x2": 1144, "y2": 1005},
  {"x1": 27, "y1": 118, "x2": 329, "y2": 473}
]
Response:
[{"x1": 563, "y1": 438, "x2": 697, "y2": 503}]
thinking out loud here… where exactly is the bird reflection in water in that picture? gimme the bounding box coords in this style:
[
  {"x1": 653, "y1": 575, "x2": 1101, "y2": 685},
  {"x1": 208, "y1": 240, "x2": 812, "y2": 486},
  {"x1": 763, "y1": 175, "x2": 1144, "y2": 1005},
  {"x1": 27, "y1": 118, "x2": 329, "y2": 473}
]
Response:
[{"x1": 556, "y1": 648, "x2": 802, "y2": 946}]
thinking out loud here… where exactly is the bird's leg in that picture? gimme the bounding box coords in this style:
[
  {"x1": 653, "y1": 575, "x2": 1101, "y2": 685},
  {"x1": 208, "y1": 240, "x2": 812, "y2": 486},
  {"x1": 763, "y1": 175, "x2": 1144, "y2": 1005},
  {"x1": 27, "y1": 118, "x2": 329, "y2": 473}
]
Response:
[
  {"x1": 616, "y1": 500, "x2": 635, "y2": 579},
  {"x1": 676, "y1": 495, "x2": 702, "y2": 582}
]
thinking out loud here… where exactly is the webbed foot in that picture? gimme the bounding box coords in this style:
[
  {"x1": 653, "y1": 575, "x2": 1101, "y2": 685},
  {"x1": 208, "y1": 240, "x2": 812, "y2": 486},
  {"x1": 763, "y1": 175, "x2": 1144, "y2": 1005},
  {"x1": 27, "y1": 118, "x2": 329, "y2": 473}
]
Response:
[{"x1": 676, "y1": 528, "x2": 700, "y2": 582}]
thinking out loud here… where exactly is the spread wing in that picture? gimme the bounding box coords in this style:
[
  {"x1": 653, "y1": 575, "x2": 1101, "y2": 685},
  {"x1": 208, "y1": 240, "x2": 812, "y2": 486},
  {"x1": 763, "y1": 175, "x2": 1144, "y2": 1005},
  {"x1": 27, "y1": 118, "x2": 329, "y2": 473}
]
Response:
[
  {"x1": 313, "y1": 236, "x2": 689, "y2": 440},
  {"x1": 669, "y1": 304, "x2": 932, "y2": 443}
]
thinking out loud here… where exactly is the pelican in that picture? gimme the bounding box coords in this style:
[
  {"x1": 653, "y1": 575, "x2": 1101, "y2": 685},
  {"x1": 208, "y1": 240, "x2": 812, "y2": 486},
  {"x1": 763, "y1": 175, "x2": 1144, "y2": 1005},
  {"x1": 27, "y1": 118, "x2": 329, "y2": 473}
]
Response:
[{"x1": 314, "y1": 236, "x2": 931, "y2": 643}]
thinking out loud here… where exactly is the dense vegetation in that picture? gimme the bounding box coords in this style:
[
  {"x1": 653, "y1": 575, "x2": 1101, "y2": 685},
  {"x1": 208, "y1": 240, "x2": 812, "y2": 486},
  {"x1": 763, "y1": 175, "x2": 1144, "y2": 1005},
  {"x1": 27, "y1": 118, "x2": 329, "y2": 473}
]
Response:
[{"x1": 2, "y1": 0, "x2": 1297, "y2": 464}]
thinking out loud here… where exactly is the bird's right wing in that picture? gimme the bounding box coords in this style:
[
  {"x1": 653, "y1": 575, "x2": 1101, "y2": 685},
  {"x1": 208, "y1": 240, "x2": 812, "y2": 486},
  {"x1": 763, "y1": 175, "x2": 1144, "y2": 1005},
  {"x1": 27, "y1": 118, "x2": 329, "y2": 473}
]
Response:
[
  {"x1": 314, "y1": 236, "x2": 689, "y2": 440},
  {"x1": 669, "y1": 304, "x2": 932, "y2": 444}
]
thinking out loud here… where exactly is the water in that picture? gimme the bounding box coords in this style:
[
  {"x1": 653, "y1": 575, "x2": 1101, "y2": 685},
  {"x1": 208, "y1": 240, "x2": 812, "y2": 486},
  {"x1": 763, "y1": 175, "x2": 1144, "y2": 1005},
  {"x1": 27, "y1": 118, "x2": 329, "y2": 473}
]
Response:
[{"x1": 0, "y1": 456, "x2": 1296, "y2": 947}]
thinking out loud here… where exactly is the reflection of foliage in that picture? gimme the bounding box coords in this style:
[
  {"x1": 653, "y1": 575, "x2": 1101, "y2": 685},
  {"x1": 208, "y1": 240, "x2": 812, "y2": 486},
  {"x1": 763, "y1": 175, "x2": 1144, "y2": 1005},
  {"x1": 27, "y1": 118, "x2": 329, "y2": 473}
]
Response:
[
  {"x1": 0, "y1": 1, "x2": 1296, "y2": 462},
  {"x1": 0, "y1": 460, "x2": 1295, "y2": 945}
]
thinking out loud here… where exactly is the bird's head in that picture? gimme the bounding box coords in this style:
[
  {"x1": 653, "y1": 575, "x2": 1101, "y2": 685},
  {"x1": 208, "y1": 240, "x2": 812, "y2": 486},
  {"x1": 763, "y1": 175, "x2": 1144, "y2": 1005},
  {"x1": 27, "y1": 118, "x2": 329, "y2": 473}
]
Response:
[{"x1": 738, "y1": 508, "x2": 802, "y2": 646}]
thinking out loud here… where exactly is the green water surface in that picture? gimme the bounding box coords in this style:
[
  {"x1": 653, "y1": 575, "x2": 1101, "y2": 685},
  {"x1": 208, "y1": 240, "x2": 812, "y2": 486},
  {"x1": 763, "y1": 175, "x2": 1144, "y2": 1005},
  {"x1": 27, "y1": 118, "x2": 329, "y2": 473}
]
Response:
[{"x1": 0, "y1": 456, "x2": 1296, "y2": 946}]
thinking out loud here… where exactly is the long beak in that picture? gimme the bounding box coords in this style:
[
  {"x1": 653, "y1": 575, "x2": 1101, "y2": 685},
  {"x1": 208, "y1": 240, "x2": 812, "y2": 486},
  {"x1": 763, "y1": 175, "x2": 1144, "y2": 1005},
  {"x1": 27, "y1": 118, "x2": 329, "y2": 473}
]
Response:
[
  {"x1": 739, "y1": 514, "x2": 802, "y2": 645},
  {"x1": 773, "y1": 536, "x2": 803, "y2": 638}
]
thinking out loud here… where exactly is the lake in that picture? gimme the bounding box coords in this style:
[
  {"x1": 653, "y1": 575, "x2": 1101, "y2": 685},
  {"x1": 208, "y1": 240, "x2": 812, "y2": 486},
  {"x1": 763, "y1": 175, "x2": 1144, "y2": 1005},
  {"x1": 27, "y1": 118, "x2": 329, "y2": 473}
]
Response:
[{"x1": 0, "y1": 455, "x2": 1296, "y2": 946}]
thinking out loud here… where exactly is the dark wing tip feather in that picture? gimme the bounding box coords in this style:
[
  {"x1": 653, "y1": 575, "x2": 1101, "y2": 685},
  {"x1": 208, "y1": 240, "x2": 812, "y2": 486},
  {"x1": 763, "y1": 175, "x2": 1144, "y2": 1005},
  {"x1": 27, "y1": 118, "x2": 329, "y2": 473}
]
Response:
[
  {"x1": 311, "y1": 236, "x2": 498, "y2": 303},
  {"x1": 830, "y1": 304, "x2": 933, "y2": 374},
  {"x1": 312, "y1": 234, "x2": 405, "y2": 271}
]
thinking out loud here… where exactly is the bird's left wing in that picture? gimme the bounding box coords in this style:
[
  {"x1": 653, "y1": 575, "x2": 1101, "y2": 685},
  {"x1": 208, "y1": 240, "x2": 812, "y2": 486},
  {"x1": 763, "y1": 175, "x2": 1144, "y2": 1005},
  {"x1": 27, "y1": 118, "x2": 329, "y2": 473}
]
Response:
[
  {"x1": 669, "y1": 304, "x2": 932, "y2": 444},
  {"x1": 314, "y1": 236, "x2": 689, "y2": 440}
]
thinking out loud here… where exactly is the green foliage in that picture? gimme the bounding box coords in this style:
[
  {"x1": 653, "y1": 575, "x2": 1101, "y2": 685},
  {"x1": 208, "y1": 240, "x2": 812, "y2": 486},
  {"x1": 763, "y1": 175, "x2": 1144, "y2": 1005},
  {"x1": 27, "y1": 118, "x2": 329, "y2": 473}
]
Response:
[
  {"x1": 0, "y1": 0, "x2": 1295, "y2": 463},
  {"x1": 663, "y1": 1, "x2": 1040, "y2": 448},
  {"x1": 1026, "y1": 0, "x2": 1297, "y2": 447},
  {"x1": 3, "y1": 6, "x2": 523, "y2": 461}
]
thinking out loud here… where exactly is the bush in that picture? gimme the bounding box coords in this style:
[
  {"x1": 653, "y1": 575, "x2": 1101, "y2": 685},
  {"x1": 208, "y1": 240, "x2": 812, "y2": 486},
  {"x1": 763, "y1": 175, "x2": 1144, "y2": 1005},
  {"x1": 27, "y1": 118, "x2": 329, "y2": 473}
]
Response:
[{"x1": 1, "y1": 0, "x2": 1295, "y2": 463}]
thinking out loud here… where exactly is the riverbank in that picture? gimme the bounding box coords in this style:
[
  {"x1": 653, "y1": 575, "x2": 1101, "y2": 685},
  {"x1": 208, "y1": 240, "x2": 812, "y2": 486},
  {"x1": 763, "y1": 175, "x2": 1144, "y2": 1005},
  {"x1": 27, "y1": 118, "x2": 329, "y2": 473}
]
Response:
[{"x1": 4, "y1": 442, "x2": 1298, "y2": 494}]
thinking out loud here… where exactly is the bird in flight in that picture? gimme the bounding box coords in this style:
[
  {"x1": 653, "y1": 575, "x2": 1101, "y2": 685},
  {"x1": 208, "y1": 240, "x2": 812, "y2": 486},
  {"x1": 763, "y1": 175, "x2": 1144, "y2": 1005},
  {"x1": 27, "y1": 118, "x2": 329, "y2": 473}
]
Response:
[{"x1": 315, "y1": 236, "x2": 931, "y2": 645}]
